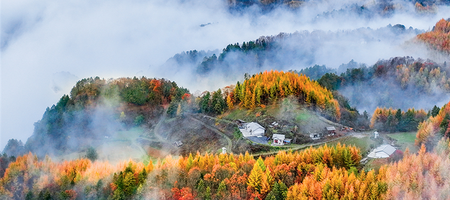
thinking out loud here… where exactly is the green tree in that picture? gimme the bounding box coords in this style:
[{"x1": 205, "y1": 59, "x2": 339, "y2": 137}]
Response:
[
  {"x1": 211, "y1": 89, "x2": 226, "y2": 114},
  {"x1": 440, "y1": 113, "x2": 450, "y2": 136},
  {"x1": 86, "y1": 146, "x2": 98, "y2": 162},
  {"x1": 200, "y1": 92, "x2": 211, "y2": 113},
  {"x1": 134, "y1": 115, "x2": 145, "y2": 126},
  {"x1": 395, "y1": 109, "x2": 402, "y2": 131},
  {"x1": 385, "y1": 112, "x2": 395, "y2": 132},
  {"x1": 265, "y1": 181, "x2": 288, "y2": 200},
  {"x1": 204, "y1": 187, "x2": 212, "y2": 200},
  {"x1": 167, "y1": 101, "x2": 178, "y2": 117},
  {"x1": 431, "y1": 105, "x2": 440, "y2": 117},
  {"x1": 216, "y1": 180, "x2": 227, "y2": 199},
  {"x1": 318, "y1": 73, "x2": 342, "y2": 90}
]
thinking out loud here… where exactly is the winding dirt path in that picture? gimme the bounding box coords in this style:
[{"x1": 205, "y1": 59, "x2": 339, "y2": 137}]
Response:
[{"x1": 188, "y1": 116, "x2": 233, "y2": 151}]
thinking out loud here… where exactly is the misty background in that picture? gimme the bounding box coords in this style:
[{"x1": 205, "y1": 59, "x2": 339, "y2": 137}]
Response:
[{"x1": 1, "y1": 0, "x2": 450, "y2": 150}]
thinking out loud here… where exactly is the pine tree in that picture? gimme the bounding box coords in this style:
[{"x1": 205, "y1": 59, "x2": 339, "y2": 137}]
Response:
[
  {"x1": 204, "y1": 187, "x2": 212, "y2": 200},
  {"x1": 216, "y1": 180, "x2": 227, "y2": 199},
  {"x1": 248, "y1": 163, "x2": 264, "y2": 193}
]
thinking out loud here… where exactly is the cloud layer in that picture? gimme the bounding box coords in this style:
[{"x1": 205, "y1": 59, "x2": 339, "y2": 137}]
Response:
[{"x1": 1, "y1": 0, "x2": 450, "y2": 149}]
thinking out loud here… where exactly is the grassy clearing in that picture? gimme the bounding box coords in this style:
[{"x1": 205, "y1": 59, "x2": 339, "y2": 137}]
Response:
[
  {"x1": 89, "y1": 127, "x2": 151, "y2": 162},
  {"x1": 295, "y1": 110, "x2": 311, "y2": 121},
  {"x1": 385, "y1": 132, "x2": 418, "y2": 153},
  {"x1": 114, "y1": 127, "x2": 145, "y2": 140},
  {"x1": 224, "y1": 105, "x2": 274, "y2": 122},
  {"x1": 326, "y1": 135, "x2": 377, "y2": 156}
]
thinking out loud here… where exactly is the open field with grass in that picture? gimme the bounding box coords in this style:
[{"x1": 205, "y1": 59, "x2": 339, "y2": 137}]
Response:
[
  {"x1": 95, "y1": 127, "x2": 148, "y2": 162},
  {"x1": 385, "y1": 132, "x2": 418, "y2": 153},
  {"x1": 326, "y1": 133, "x2": 379, "y2": 156}
]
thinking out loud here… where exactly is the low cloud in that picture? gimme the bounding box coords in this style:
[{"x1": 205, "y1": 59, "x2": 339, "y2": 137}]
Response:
[{"x1": 1, "y1": 0, "x2": 450, "y2": 149}]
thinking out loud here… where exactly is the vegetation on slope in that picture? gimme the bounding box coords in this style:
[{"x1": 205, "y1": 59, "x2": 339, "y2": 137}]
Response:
[
  {"x1": 416, "y1": 101, "x2": 450, "y2": 149},
  {"x1": 417, "y1": 18, "x2": 450, "y2": 53},
  {"x1": 4, "y1": 134, "x2": 450, "y2": 199},
  {"x1": 0, "y1": 144, "x2": 372, "y2": 200},
  {"x1": 370, "y1": 107, "x2": 428, "y2": 132},
  {"x1": 23, "y1": 77, "x2": 190, "y2": 157},
  {"x1": 198, "y1": 71, "x2": 340, "y2": 120},
  {"x1": 231, "y1": 71, "x2": 340, "y2": 120},
  {"x1": 316, "y1": 57, "x2": 450, "y2": 112}
]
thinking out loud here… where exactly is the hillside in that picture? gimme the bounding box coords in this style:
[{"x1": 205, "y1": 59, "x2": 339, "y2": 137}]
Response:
[
  {"x1": 4, "y1": 71, "x2": 361, "y2": 160},
  {"x1": 309, "y1": 57, "x2": 450, "y2": 113},
  {"x1": 18, "y1": 77, "x2": 190, "y2": 158},
  {"x1": 230, "y1": 70, "x2": 340, "y2": 119},
  {"x1": 416, "y1": 100, "x2": 450, "y2": 149},
  {"x1": 417, "y1": 18, "x2": 450, "y2": 53},
  {"x1": 196, "y1": 70, "x2": 369, "y2": 129}
]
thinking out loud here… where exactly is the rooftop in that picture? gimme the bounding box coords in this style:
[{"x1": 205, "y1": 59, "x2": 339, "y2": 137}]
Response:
[{"x1": 367, "y1": 144, "x2": 396, "y2": 158}]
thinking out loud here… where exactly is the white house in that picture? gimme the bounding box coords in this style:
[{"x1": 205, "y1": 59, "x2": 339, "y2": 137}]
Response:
[
  {"x1": 273, "y1": 134, "x2": 285, "y2": 145},
  {"x1": 244, "y1": 122, "x2": 265, "y2": 136},
  {"x1": 310, "y1": 133, "x2": 320, "y2": 140},
  {"x1": 367, "y1": 144, "x2": 396, "y2": 158}
]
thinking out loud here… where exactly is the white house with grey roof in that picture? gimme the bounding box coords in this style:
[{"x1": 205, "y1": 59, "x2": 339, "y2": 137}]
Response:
[
  {"x1": 367, "y1": 144, "x2": 396, "y2": 158},
  {"x1": 240, "y1": 122, "x2": 265, "y2": 137}
]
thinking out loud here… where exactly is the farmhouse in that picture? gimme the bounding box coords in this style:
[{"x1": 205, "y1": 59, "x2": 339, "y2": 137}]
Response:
[
  {"x1": 273, "y1": 134, "x2": 285, "y2": 145},
  {"x1": 272, "y1": 134, "x2": 291, "y2": 145},
  {"x1": 367, "y1": 144, "x2": 396, "y2": 158},
  {"x1": 310, "y1": 133, "x2": 320, "y2": 140},
  {"x1": 326, "y1": 127, "x2": 336, "y2": 135},
  {"x1": 174, "y1": 141, "x2": 183, "y2": 147},
  {"x1": 240, "y1": 122, "x2": 265, "y2": 137}
]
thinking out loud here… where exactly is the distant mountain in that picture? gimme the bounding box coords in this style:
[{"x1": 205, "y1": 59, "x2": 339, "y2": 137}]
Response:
[
  {"x1": 162, "y1": 24, "x2": 422, "y2": 81},
  {"x1": 226, "y1": 0, "x2": 448, "y2": 16},
  {"x1": 317, "y1": 56, "x2": 450, "y2": 113}
]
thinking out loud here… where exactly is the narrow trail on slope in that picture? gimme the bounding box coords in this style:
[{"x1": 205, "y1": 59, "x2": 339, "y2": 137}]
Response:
[
  {"x1": 188, "y1": 116, "x2": 233, "y2": 151},
  {"x1": 153, "y1": 109, "x2": 168, "y2": 141}
]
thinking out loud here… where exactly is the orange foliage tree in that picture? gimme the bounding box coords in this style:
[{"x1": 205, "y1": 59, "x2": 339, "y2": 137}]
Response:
[
  {"x1": 417, "y1": 18, "x2": 450, "y2": 53},
  {"x1": 416, "y1": 101, "x2": 450, "y2": 148},
  {"x1": 233, "y1": 70, "x2": 341, "y2": 120},
  {"x1": 0, "y1": 144, "x2": 382, "y2": 200}
]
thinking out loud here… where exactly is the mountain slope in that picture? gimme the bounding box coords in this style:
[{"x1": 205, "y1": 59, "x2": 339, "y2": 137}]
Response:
[
  {"x1": 417, "y1": 18, "x2": 450, "y2": 53},
  {"x1": 24, "y1": 77, "x2": 190, "y2": 157}
]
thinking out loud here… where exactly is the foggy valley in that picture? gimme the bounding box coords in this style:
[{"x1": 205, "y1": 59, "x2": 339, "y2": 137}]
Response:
[{"x1": 2, "y1": 0, "x2": 450, "y2": 199}]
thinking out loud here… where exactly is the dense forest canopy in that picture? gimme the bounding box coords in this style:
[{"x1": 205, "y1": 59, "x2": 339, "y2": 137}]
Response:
[
  {"x1": 1, "y1": 144, "x2": 366, "y2": 200},
  {"x1": 232, "y1": 71, "x2": 341, "y2": 120},
  {"x1": 3, "y1": 138, "x2": 450, "y2": 199}
]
